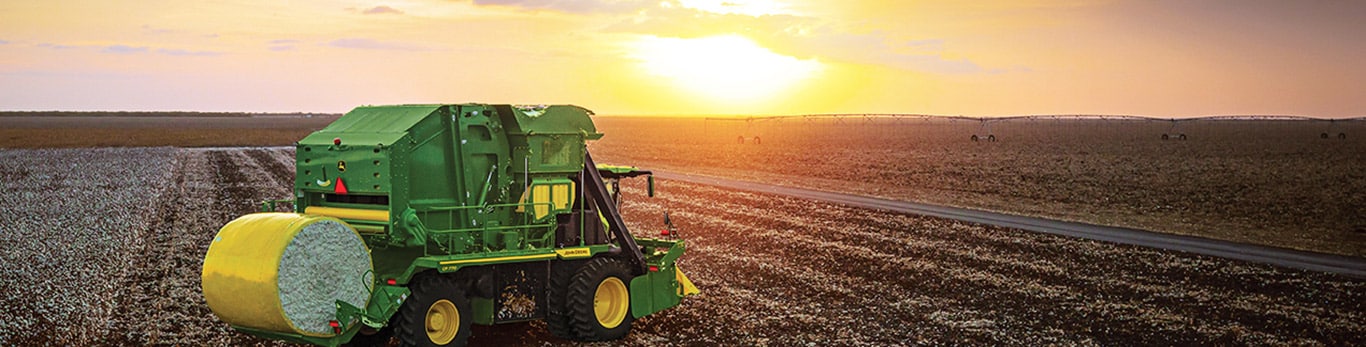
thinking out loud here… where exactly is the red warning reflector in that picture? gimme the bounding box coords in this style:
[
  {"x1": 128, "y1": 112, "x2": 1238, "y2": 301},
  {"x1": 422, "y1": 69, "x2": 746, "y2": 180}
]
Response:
[
  {"x1": 334, "y1": 178, "x2": 348, "y2": 194},
  {"x1": 328, "y1": 320, "x2": 340, "y2": 328},
  {"x1": 333, "y1": 137, "x2": 342, "y2": 146},
  {"x1": 660, "y1": 229, "x2": 670, "y2": 236},
  {"x1": 386, "y1": 278, "x2": 397, "y2": 285},
  {"x1": 648, "y1": 265, "x2": 659, "y2": 272}
]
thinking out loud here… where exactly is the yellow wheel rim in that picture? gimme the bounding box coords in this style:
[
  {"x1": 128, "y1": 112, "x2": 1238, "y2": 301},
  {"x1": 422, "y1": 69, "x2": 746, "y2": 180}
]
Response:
[
  {"x1": 593, "y1": 277, "x2": 629, "y2": 329},
  {"x1": 425, "y1": 299, "x2": 459, "y2": 345}
]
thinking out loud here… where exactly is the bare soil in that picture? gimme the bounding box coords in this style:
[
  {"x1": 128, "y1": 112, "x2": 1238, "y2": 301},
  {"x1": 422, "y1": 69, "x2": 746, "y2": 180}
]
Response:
[
  {"x1": 0, "y1": 147, "x2": 1361, "y2": 346},
  {"x1": 0, "y1": 115, "x2": 338, "y2": 148},
  {"x1": 8, "y1": 115, "x2": 1359, "y2": 256},
  {"x1": 589, "y1": 117, "x2": 1366, "y2": 257}
]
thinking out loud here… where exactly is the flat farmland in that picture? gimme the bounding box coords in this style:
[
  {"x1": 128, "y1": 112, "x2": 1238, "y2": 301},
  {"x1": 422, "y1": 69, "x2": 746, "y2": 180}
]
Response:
[
  {"x1": 590, "y1": 117, "x2": 1366, "y2": 257},
  {"x1": 0, "y1": 114, "x2": 338, "y2": 148},
  {"x1": 0, "y1": 147, "x2": 1361, "y2": 346}
]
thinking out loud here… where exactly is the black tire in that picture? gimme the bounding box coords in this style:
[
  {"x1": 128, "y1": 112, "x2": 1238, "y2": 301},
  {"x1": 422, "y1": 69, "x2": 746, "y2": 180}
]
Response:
[
  {"x1": 395, "y1": 274, "x2": 471, "y2": 347},
  {"x1": 566, "y1": 257, "x2": 635, "y2": 341},
  {"x1": 1178, "y1": 134, "x2": 1188, "y2": 140},
  {"x1": 545, "y1": 261, "x2": 579, "y2": 339},
  {"x1": 1322, "y1": 132, "x2": 1330, "y2": 139},
  {"x1": 971, "y1": 135, "x2": 979, "y2": 142},
  {"x1": 343, "y1": 326, "x2": 393, "y2": 347},
  {"x1": 1339, "y1": 133, "x2": 1347, "y2": 140},
  {"x1": 1162, "y1": 134, "x2": 1170, "y2": 140},
  {"x1": 987, "y1": 135, "x2": 997, "y2": 142}
]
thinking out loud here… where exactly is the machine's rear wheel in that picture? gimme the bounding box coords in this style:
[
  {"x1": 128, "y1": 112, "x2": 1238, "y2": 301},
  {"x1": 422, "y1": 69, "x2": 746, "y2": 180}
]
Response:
[
  {"x1": 395, "y1": 275, "x2": 471, "y2": 347},
  {"x1": 566, "y1": 257, "x2": 635, "y2": 341}
]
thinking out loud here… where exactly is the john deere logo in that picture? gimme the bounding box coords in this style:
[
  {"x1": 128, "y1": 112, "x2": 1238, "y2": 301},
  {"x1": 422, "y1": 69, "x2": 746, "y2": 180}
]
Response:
[{"x1": 337, "y1": 161, "x2": 347, "y2": 172}]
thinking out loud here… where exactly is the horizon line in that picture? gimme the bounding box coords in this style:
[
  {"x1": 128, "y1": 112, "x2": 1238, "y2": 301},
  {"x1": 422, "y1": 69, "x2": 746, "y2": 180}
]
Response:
[{"x1": 2, "y1": 109, "x2": 1364, "y2": 121}]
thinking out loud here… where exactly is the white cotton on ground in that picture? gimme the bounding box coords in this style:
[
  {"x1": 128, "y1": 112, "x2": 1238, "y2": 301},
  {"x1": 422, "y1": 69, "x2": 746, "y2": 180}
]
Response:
[{"x1": 276, "y1": 219, "x2": 373, "y2": 335}]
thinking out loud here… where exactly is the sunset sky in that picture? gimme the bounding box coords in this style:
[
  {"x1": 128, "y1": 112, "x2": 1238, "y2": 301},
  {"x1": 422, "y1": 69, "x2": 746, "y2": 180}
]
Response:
[{"x1": 1, "y1": 0, "x2": 1363, "y2": 117}]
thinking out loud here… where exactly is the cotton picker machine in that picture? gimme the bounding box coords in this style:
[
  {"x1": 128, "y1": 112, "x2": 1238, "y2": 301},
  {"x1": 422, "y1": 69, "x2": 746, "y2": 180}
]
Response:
[{"x1": 201, "y1": 104, "x2": 698, "y2": 346}]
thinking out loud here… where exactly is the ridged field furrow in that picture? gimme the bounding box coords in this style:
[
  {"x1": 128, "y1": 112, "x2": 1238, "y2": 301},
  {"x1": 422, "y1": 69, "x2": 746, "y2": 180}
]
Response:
[
  {"x1": 649, "y1": 179, "x2": 1361, "y2": 343},
  {"x1": 243, "y1": 148, "x2": 295, "y2": 190},
  {"x1": 612, "y1": 178, "x2": 1363, "y2": 346},
  {"x1": 0, "y1": 148, "x2": 177, "y2": 346},
  {"x1": 104, "y1": 149, "x2": 291, "y2": 346},
  {"x1": 650, "y1": 182, "x2": 1124, "y2": 344}
]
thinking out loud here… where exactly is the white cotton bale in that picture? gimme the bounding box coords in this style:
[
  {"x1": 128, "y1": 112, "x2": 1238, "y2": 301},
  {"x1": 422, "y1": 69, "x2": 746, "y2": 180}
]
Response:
[{"x1": 202, "y1": 213, "x2": 374, "y2": 337}]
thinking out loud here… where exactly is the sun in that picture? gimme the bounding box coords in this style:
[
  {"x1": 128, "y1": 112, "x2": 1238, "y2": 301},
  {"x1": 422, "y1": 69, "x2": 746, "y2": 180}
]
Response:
[{"x1": 629, "y1": 35, "x2": 822, "y2": 106}]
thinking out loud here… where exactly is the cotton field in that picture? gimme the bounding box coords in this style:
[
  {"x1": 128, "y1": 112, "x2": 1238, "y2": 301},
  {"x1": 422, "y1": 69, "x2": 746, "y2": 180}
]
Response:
[{"x1": 0, "y1": 147, "x2": 1361, "y2": 346}]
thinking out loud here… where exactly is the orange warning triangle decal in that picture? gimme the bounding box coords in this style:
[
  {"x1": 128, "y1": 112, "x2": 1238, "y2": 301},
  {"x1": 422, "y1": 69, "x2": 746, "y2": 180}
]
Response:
[{"x1": 334, "y1": 178, "x2": 348, "y2": 194}]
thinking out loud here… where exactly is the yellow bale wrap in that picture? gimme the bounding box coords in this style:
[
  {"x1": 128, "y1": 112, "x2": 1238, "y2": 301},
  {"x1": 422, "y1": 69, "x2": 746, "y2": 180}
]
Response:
[{"x1": 202, "y1": 213, "x2": 373, "y2": 337}]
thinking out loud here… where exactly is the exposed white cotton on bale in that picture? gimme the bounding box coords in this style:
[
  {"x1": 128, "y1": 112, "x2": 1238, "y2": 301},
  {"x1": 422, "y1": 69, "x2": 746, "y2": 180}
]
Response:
[
  {"x1": 277, "y1": 219, "x2": 373, "y2": 335},
  {"x1": 202, "y1": 213, "x2": 373, "y2": 337}
]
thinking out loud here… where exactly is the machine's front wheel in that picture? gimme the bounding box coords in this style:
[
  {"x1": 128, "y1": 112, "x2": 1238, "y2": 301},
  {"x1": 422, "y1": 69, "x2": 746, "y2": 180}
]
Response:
[
  {"x1": 395, "y1": 275, "x2": 471, "y2": 347},
  {"x1": 566, "y1": 257, "x2": 635, "y2": 341}
]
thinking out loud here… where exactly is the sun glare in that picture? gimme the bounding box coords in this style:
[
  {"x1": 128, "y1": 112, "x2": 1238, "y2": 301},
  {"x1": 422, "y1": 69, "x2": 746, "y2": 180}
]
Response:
[{"x1": 630, "y1": 35, "x2": 821, "y2": 106}]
